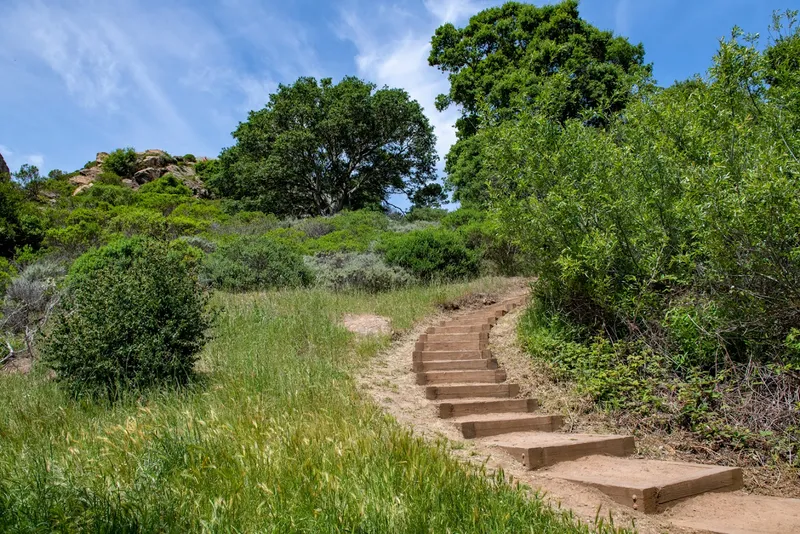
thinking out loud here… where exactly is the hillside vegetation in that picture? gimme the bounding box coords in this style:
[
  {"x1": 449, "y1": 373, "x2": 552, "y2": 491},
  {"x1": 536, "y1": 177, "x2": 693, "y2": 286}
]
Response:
[
  {"x1": 0, "y1": 0, "x2": 798, "y2": 529},
  {"x1": 441, "y1": 5, "x2": 800, "y2": 471}
]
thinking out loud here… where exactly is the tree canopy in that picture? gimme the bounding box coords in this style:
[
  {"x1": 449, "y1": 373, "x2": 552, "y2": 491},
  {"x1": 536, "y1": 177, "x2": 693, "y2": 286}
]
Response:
[
  {"x1": 210, "y1": 76, "x2": 441, "y2": 216},
  {"x1": 429, "y1": 0, "x2": 650, "y2": 204}
]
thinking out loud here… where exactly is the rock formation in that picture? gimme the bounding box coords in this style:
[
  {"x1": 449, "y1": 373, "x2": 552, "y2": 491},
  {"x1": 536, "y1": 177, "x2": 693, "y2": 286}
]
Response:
[{"x1": 69, "y1": 149, "x2": 208, "y2": 197}]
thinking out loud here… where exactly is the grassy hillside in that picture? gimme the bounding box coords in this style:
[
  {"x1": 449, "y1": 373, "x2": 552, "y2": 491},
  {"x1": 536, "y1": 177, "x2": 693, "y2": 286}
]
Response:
[{"x1": 0, "y1": 280, "x2": 622, "y2": 533}]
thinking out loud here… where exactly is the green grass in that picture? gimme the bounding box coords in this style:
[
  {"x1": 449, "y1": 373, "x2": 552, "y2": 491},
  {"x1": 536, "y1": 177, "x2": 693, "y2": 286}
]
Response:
[{"x1": 0, "y1": 278, "x2": 627, "y2": 533}]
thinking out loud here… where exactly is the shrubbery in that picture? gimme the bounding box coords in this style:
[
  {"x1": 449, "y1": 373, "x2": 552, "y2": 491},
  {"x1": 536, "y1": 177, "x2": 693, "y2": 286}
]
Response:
[
  {"x1": 483, "y1": 23, "x2": 800, "y2": 462},
  {"x1": 381, "y1": 228, "x2": 479, "y2": 281},
  {"x1": 40, "y1": 238, "x2": 211, "y2": 399},
  {"x1": 102, "y1": 147, "x2": 138, "y2": 178},
  {"x1": 306, "y1": 253, "x2": 414, "y2": 292},
  {"x1": 201, "y1": 236, "x2": 313, "y2": 291}
]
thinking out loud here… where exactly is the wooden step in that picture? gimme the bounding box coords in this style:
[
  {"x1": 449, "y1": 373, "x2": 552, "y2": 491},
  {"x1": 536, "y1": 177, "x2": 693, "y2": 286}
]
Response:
[
  {"x1": 418, "y1": 341, "x2": 488, "y2": 351},
  {"x1": 413, "y1": 358, "x2": 498, "y2": 372},
  {"x1": 443, "y1": 316, "x2": 498, "y2": 326},
  {"x1": 454, "y1": 413, "x2": 563, "y2": 438},
  {"x1": 669, "y1": 493, "x2": 800, "y2": 533},
  {"x1": 544, "y1": 456, "x2": 743, "y2": 514},
  {"x1": 416, "y1": 369, "x2": 506, "y2": 385},
  {"x1": 483, "y1": 432, "x2": 635, "y2": 470},
  {"x1": 413, "y1": 349, "x2": 491, "y2": 361},
  {"x1": 428, "y1": 324, "x2": 491, "y2": 335},
  {"x1": 424, "y1": 332, "x2": 489, "y2": 343},
  {"x1": 426, "y1": 383, "x2": 520, "y2": 400},
  {"x1": 438, "y1": 398, "x2": 538, "y2": 419}
]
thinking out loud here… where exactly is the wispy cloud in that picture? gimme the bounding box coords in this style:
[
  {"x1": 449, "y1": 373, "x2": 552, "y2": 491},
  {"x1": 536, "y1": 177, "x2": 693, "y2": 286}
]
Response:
[
  {"x1": 0, "y1": 144, "x2": 45, "y2": 173},
  {"x1": 336, "y1": 1, "x2": 488, "y2": 172},
  {"x1": 615, "y1": 0, "x2": 632, "y2": 35}
]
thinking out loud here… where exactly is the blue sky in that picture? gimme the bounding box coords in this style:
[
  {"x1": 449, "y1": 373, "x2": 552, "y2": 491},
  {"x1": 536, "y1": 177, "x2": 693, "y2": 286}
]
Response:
[{"x1": 1, "y1": 0, "x2": 798, "y2": 181}]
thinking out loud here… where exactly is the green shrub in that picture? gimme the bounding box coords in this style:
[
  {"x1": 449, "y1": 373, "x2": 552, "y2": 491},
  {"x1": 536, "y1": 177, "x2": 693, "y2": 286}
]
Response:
[
  {"x1": 212, "y1": 211, "x2": 280, "y2": 236},
  {"x1": 95, "y1": 171, "x2": 123, "y2": 186},
  {"x1": 138, "y1": 174, "x2": 192, "y2": 196},
  {"x1": 165, "y1": 215, "x2": 210, "y2": 237},
  {"x1": 406, "y1": 207, "x2": 447, "y2": 222},
  {"x1": 201, "y1": 236, "x2": 313, "y2": 291},
  {"x1": 183, "y1": 154, "x2": 197, "y2": 162},
  {"x1": 102, "y1": 147, "x2": 138, "y2": 179},
  {"x1": 381, "y1": 228, "x2": 479, "y2": 281},
  {"x1": 74, "y1": 184, "x2": 135, "y2": 208},
  {"x1": 40, "y1": 237, "x2": 212, "y2": 399},
  {"x1": 44, "y1": 210, "x2": 106, "y2": 253},
  {"x1": 0, "y1": 257, "x2": 17, "y2": 296},
  {"x1": 107, "y1": 207, "x2": 166, "y2": 238},
  {"x1": 169, "y1": 201, "x2": 228, "y2": 223},
  {"x1": 305, "y1": 253, "x2": 415, "y2": 292}
]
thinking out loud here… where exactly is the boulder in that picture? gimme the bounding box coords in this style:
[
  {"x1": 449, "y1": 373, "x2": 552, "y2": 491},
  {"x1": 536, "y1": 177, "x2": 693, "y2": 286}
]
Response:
[{"x1": 133, "y1": 167, "x2": 166, "y2": 185}]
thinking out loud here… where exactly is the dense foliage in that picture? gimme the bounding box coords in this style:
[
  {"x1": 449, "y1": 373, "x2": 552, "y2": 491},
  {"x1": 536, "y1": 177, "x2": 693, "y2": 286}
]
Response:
[
  {"x1": 472, "y1": 15, "x2": 800, "y2": 463},
  {"x1": 429, "y1": 0, "x2": 650, "y2": 204},
  {"x1": 210, "y1": 76, "x2": 441, "y2": 216},
  {"x1": 382, "y1": 228, "x2": 480, "y2": 281},
  {"x1": 201, "y1": 236, "x2": 313, "y2": 292},
  {"x1": 40, "y1": 238, "x2": 212, "y2": 399}
]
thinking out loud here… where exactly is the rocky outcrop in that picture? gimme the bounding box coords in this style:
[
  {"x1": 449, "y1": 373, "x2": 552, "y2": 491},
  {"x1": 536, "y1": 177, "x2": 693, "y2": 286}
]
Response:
[
  {"x1": 0, "y1": 151, "x2": 9, "y2": 180},
  {"x1": 68, "y1": 149, "x2": 207, "y2": 197}
]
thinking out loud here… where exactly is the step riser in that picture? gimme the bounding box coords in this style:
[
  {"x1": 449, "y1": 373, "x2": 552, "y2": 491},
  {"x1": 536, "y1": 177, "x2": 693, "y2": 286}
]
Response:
[
  {"x1": 428, "y1": 325, "x2": 491, "y2": 334},
  {"x1": 417, "y1": 342, "x2": 488, "y2": 351},
  {"x1": 421, "y1": 333, "x2": 489, "y2": 343},
  {"x1": 416, "y1": 370, "x2": 506, "y2": 385},
  {"x1": 460, "y1": 415, "x2": 563, "y2": 439},
  {"x1": 413, "y1": 350, "x2": 491, "y2": 361},
  {"x1": 441, "y1": 319, "x2": 498, "y2": 327},
  {"x1": 426, "y1": 383, "x2": 520, "y2": 400},
  {"x1": 497, "y1": 437, "x2": 636, "y2": 470},
  {"x1": 438, "y1": 398, "x2": 538, "y2": 419},
  {"x1": 414, "y1": 359, "x2": 498, "y2": 372}
]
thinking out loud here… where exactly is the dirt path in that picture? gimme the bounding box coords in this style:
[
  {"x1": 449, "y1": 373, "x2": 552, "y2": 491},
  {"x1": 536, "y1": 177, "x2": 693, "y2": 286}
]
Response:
[
  {"x1": 357, "y1": 290, "x2": 800, "y2": 534},
  {"x1": 358, "y1": 295, "x2": 672, "y2": 533}
]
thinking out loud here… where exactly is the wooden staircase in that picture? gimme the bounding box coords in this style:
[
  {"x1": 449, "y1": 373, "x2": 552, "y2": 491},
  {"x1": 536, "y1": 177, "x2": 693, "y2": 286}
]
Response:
[{"x1": 410, "y1": 295, "x2": 764, "y2": 521}]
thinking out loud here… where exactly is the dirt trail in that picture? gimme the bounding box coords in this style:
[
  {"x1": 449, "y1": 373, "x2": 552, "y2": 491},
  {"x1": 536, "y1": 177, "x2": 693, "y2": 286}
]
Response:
[{"x1": 357, "y1": 289, "x2": 800, "y2": 534}]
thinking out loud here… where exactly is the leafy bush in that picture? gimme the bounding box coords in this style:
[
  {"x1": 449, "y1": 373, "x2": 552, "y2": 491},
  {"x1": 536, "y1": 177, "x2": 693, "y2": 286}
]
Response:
[
  {"x1": 201, "y1": 236, "x2": 313, "y2": 292},
  {"x1": 183, "y1": 154, "x2": 197, "y2": 162},
  {"x1": 293, "y1": 218, "x2": 335, "y2": 238},
  {"x1": 2, "y1": 259, "x2": 65, "y2": 334},
  {"x1": 102, "y1": 147, "x2": 138, "y2": 179},
  {"x1": 405, "y1": 207, "x2": 447, "y2": 222},
  {"x1": 40, "y1": 238, "x2": 211, "y2": 399},
  {"x1": 212, "y1": 211, "x2": 280, "y2": 236},
  {"x1": 107, "y1": 207, "x2": 166, "y2": 238},
  {"x1": 381, "y1": 228, "x2": 479, "y2": 281},
  {"x1": 95, "y1": 171, "x2": 123, "y2": 186},
  {"x1": 305, "y1": 253, "x2": 415, "y2": 292},
  {"x1": 138, "y1": 174, "x2": 192, "y2": 196},
  {"x1": 0, "y1": 257, "x2": 17, "y2": 297},
  {"x1": 74, "y1": 184, "x2": 135, "y2": 208},
  {"x1": 481, "y1": 20, "x2": 800, "y2": 463}
]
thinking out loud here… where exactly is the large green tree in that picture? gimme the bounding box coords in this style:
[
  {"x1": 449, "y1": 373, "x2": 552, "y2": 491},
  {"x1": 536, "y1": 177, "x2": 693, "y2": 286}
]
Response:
[
  {"x1": 210, "y1": 77, "x2": 440, "y2": 216},
  {"x1": 429, "y1": 0, "x2": 650, "y2": 204}
]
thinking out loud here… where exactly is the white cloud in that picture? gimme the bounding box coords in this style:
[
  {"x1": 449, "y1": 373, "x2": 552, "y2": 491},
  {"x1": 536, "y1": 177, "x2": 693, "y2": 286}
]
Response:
[
  {"x1": 423, "y1": 0, "x2": 492, "y2": 24},
  {"x1": 0, "y1": 144, "x2": 45, "y2": 173},
  {"x1": 336, "y1": 1, "x2": 477, "y2": 169}
]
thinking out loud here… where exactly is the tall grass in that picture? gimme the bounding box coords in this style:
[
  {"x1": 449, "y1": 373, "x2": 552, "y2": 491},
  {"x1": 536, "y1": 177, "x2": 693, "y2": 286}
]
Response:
[{"x1": 0, "y1": 279, "x2": 623, "y2": 533}]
